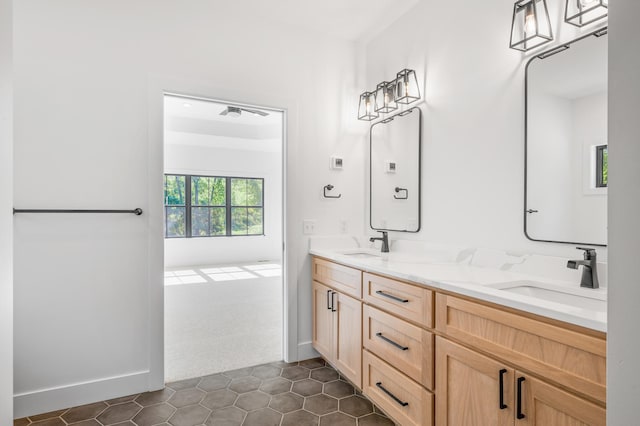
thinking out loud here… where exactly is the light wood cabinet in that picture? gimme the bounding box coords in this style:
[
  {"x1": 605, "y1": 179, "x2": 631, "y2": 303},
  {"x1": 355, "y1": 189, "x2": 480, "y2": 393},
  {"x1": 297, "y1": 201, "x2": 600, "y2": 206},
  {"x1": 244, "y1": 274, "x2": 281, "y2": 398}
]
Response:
[
  {"x1": 333, "y1": 290, "x2": 362, "y2": 387},
  {"x1": 436, "y1": 337, "x2": 605, "y2": 426},
  {"x1": 311, "y1": 280, "x2": 362, "y2": 388},
  {"x1": 517, "y1": 373, "x2": 605, "y2": 426},
  {"x1": 312, "y1": 257, "x2": 362, "y2": 299},
  {"x1": 312, "y1": 280, "x2": 334, "y2": 359},
  {"x1": 363, "y1": 304, "x2": 434, "y2": 390},
  {"x1": 363, "y1": 350, "x2": 434, "y2": 426},
  {"x1": 436, "y1": 293, "x2": 606, "y2": 403},
  {"x1": 363, "y1": 272, "x2": 434, "y2": 327},
  {"x1": 436, "y1": 336, "x2": 514, "y2": 426},
  {"x1": 311, "y1": 257, "x2": 607, "y2": 426}
]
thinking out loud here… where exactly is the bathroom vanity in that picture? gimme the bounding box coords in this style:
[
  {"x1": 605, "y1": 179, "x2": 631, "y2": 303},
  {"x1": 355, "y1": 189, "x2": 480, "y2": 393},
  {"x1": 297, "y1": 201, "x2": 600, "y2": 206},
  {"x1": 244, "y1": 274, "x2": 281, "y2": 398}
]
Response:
[
  {"x1": 316, "y1": 27, "x2": 609, "y2": 425},
  {"x1": 310, "y1": 249, "x2": 606, "y2": 426}
]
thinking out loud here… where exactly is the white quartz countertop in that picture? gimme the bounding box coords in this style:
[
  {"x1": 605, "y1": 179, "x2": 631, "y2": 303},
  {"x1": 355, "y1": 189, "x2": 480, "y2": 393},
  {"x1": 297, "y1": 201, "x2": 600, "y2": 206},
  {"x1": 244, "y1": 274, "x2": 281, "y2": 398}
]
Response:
[{"x1": 309, "y1": 246, "x2": 607, "y2": 333}]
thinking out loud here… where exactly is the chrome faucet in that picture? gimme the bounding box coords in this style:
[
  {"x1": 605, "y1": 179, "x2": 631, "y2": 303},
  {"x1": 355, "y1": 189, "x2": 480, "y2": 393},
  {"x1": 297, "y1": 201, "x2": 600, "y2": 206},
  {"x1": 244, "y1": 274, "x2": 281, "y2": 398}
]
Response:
[
  {"x1": 370, "y1": 231, "x2": 389, "y2": 253},
  {"x1": 567, "y1": 247, "x2": 599, "y2": 289}
]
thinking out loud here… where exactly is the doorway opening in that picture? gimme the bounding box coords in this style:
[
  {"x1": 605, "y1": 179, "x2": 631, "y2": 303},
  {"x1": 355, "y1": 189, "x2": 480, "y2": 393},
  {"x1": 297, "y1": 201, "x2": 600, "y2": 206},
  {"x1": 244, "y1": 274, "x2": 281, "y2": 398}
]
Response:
[{"x1": 162, "y1": 94, "x2": 284, "y2": 382}]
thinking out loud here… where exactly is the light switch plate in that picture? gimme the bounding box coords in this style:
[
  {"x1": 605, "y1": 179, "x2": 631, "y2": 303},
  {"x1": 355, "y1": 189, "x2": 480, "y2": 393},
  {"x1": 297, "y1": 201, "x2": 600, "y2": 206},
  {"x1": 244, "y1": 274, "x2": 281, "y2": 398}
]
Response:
[{"x1": 330, "y1": 156, "x2": 344, "y2": 170}]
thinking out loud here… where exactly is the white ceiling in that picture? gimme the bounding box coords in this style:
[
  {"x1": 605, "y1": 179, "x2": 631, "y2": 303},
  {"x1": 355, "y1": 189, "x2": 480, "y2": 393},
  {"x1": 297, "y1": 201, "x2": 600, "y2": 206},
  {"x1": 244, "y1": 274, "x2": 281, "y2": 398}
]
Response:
[
  {"x1": 226, "y1": 0, "x2": 421, "y2": 41},
  {"x1": 164, "y1": 95, "x2": 282, "y2": 127},
  {"x1": 164, "y1": 95, "x2": 283, "y2": 150}
]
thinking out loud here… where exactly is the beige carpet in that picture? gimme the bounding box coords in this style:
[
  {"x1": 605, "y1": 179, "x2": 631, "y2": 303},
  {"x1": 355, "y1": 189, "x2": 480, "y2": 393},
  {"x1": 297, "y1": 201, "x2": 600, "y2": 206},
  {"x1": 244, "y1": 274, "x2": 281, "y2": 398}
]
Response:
[{"x1": 164, "y1": 262, "x2": 282, "y2": 382}]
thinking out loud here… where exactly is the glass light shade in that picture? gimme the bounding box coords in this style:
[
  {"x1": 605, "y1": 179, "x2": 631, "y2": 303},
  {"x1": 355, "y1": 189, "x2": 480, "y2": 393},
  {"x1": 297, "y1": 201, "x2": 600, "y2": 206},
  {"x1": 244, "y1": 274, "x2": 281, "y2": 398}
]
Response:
[
  {"x1": 394, "y1": 69, "x2": 420, "y2": 105},
  {"x1": 358, "y1": 91, "x2": 379, "y2": 121},
  {"x1": 510, "y1": 0, "x2": 553, "y2": 52},
  {"x1": 565, "y1": 0, "x2": 608, "y2": 27},
  {"x1": 374, "y1": 81, "x2": 398, "y2": 113}
]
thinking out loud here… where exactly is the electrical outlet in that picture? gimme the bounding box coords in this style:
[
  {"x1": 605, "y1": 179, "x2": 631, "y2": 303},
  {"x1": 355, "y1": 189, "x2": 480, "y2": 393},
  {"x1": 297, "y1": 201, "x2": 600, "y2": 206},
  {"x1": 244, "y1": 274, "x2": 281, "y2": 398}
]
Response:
[
  {"x1": 303, "y1": 220, "x2": 316, "y2": 235},
  {"x1": 340, "y1": 220, "x2": 348, "y2": 234}
]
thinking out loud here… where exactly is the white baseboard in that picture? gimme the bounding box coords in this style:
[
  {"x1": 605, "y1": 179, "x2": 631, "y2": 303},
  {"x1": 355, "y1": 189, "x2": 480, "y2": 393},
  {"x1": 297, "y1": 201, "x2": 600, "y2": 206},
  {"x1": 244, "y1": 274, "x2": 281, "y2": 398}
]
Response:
[
  {"x1": 297, "y1": 341, "x2": 319, "y2": 361},
  {"x1": 14, "y1": 370, "x2": 152, "y2": 419}
]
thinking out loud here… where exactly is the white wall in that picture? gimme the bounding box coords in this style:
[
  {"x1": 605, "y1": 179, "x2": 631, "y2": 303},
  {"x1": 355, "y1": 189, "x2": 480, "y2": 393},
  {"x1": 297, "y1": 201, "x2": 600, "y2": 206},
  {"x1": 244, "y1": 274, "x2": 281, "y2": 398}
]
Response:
[
  {"x1": 570, "y1": 92, "x2": 607, "y2": 243},
  {"x1": 164, "y1": 133, "x2": 282, "y2": 267},
  {"x1": 360, "y1": 0, "x2": 605, "y2": 260},
  {"x1": 608, "y1": 0, "x2": 640, "y2": 423},
  {"x1": 13, "y1": 0, "x2": 363, "y2": 417},
  {"x1": 527, "y1": 91, "x2": 574, "y2": 240},
  {"x1": 0, "y1": 0, "x2": 13, "y2": 421}
]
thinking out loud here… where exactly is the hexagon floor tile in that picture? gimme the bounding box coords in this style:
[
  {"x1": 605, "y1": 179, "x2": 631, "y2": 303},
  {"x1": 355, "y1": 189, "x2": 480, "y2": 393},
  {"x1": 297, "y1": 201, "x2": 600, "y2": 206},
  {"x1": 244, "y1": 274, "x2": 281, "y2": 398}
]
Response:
[{"x1": 14, "y1": 358, "x2": 397, "y2": 426}]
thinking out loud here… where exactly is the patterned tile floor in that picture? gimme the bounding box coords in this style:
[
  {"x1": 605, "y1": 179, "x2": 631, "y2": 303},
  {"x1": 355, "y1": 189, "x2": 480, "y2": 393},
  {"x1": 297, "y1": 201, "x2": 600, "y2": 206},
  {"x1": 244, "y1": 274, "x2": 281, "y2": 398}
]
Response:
[{"x1": 15, "y1": 358, "x2": 396, "y2": 426}]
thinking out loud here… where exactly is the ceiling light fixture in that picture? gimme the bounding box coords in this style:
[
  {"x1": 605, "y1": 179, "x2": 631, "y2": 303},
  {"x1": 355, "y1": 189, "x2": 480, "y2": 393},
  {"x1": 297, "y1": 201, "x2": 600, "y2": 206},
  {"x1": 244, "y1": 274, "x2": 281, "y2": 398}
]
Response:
[
  {"x1": 565, "y1": 0, "x2": 608, "y2": 27},
  {"x1": 219, "y1": 106, "x2": 269, "y2": 118},
  {"x1": 509, "y1": 0, "x2": 553, "y2": 52}
]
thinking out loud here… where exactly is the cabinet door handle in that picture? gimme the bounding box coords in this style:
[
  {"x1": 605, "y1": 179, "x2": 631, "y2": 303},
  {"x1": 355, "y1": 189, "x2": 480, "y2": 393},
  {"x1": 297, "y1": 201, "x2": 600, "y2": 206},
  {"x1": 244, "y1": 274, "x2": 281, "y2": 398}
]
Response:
[
  {"x1": 376, "y1": 333, "x2": 409, "y2": 351},
  {"x1": 375, "y1": 290, "x2": 409, "y2": 303},
  {"x1": 499, "y1": 369, "x2": 508, "y2": 409},
  {"x1": 376, "y1": 382, "x2": 409, "y2": 407},
  {"x1": 516, "y1": 376, "x2": 526, "y2": 419},
  {"x1": 331, "y1": 291, "x2": 337, "y2": 312},
  {"x1": 327, "y1": 290, "x2": 332, "y2": 310}
]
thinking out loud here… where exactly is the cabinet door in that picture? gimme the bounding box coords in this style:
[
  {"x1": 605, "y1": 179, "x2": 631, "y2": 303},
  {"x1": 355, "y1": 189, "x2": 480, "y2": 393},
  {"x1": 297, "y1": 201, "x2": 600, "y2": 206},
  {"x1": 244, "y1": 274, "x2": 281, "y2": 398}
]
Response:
[
  {"x1": 333, "y1": 292, "x2": 362, "y2": 388},
  {"x1": 436, "y1": 336, "x2": 514, "y2": 426},
  {"x1": 516, "y1": 373, "x2": 605, "y2": 426},
  {"x1": 312, "y1": 281, "x2": 334, "y2": 360}
]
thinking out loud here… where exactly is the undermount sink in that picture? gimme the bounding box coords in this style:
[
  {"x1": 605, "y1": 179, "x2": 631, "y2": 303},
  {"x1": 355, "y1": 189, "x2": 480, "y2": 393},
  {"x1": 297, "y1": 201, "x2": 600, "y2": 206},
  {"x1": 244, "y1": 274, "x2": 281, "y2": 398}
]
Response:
[
  {"x1": 340, "y1": 251, "x2": 381, "y2": 259},
  {"x1": 489, "y1": 281, "x2": 607, "y2": 312}
]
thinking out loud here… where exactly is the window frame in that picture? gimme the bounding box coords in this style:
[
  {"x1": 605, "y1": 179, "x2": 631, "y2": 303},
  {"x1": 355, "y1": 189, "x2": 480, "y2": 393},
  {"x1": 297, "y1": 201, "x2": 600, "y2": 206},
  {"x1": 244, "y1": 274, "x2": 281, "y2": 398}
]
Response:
[
  {"x1": 596, "y1": 145, "x2": 608, "y2": 188},
  {"x1": 163, "y1": 173, "x2": 265, "y2": 239},
  {"x1": 164, "y1": 174, "x2": 187, "y2": 239}
]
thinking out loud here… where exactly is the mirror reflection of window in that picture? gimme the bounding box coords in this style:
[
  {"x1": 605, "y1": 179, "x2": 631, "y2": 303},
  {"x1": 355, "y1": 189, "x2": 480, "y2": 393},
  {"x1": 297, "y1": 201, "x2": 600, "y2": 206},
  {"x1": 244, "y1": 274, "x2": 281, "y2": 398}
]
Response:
[{"x1": 596, "y1": 145, "x2": 608, "y2": 188}]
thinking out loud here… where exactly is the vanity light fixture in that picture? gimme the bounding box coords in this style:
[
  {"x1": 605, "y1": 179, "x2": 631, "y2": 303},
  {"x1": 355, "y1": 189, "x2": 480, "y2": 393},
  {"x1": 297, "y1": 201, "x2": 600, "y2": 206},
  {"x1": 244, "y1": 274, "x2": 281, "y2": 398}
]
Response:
[
  {"x1": 394, "y1": 69, "x2": 421, "y2": 105},
  {"x1": 358, "y1": 91, "x2": 379, "y2": 121},
  {"x1": 358, "y1": 69, "x2": 421, "y2": 121},
  {"x1": 565, "y1": 0, "x2": 608, "y2": 27},
  {"x1": 374, "y1": 81, "x2": 398, "y2": 113},
  {"x1": 509, "y1": 0, "x2": 553, "y2": 52}
]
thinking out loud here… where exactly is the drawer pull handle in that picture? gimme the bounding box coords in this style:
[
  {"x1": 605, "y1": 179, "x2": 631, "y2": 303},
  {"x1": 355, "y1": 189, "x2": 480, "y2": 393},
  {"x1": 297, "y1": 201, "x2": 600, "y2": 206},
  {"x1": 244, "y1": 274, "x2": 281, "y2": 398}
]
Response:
[
  {"x1": 376, "y1": 382, "x2": 409, "y2": 407},
  {"x1": 331, "y1": 291, "x2": 337, "y2": 312},
  {"x1": 375, "y1": 290, "x2": 409, "y2": 303},
  {"x1": 376, "y1": 333, "x2": 409, "y2": 351},
  {"x1": 517, "y1": 376, "x2": 526, "y2": 419},
  {"x1": 499, "y1": 369, "x2": 507, "y2": 409},
  {"x1": 327, "y1": 290, "x2": 332, "y2": 310}
]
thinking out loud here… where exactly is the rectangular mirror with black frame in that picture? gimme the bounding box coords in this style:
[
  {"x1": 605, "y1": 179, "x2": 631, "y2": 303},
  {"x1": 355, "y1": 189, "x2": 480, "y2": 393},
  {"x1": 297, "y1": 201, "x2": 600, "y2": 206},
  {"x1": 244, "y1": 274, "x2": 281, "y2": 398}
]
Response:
[
  {"x1": 370, "y1": 107, "x2": 421, "y2": 232},
  {"x1": 525, "y1": 28, "x2": 607, "y2": 246}
]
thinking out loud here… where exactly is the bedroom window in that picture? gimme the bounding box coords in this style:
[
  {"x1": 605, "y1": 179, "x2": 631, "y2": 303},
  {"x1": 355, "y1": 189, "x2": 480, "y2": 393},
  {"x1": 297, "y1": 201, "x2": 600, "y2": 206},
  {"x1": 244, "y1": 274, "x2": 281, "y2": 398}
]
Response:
[{"x1": 164, "y1": 174, "x2": 264, "y2": 238}]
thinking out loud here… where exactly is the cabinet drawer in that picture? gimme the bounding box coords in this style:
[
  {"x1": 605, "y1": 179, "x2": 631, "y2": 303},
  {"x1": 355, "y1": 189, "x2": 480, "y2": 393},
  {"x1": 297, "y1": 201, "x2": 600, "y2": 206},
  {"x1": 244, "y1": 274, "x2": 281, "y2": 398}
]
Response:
[
  {"x1": 363, "y1": 350, "x2": 433, "y2": 426},
  {"x1": 363, "y1": 304, "x2": 434, "y2": 390},
  {"x1": 312, "y1": 257, "x2": 362, "y2": 299},
  {"x1": 363, "y1": 272, "x2": 433, "y2": 327},
  {"x1": 435, "y1": 293, "x2": 606, "y2": 403}
]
